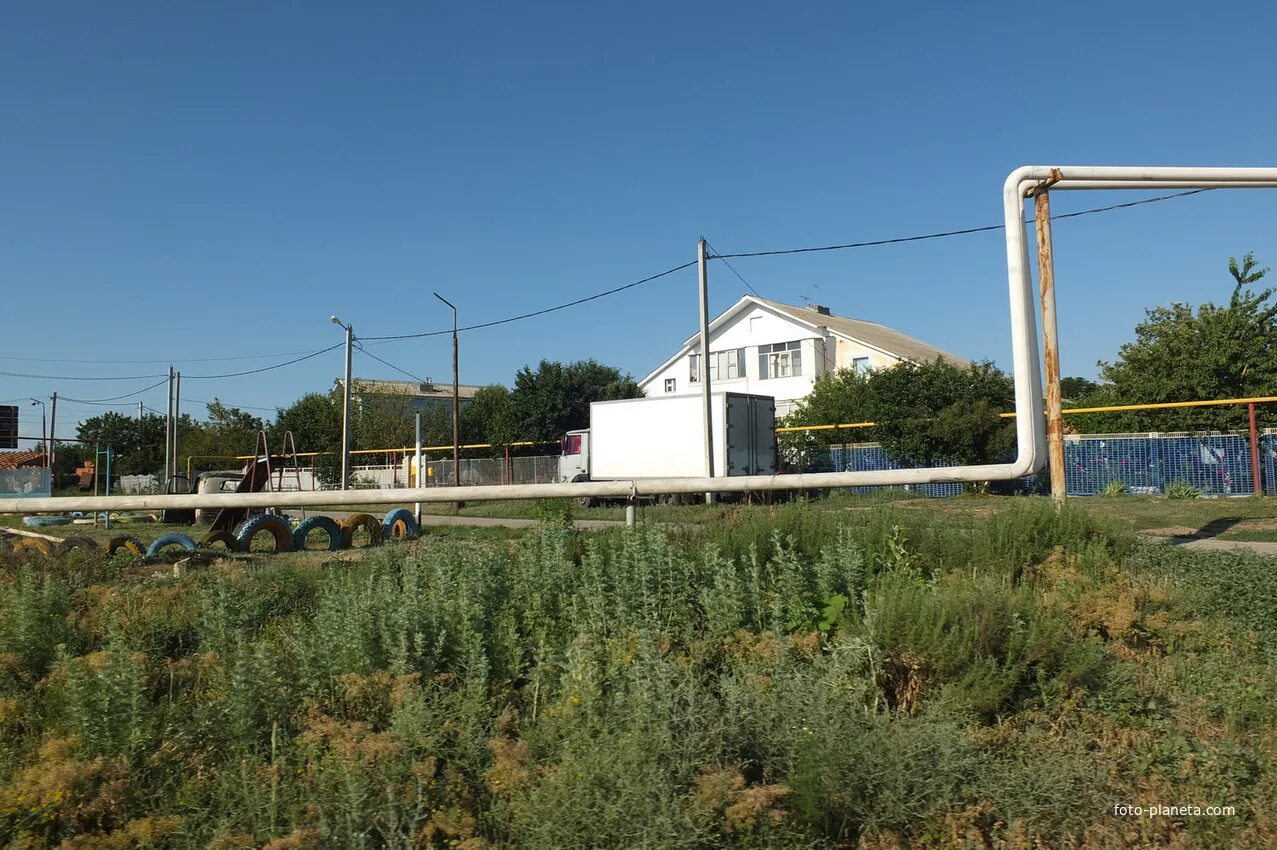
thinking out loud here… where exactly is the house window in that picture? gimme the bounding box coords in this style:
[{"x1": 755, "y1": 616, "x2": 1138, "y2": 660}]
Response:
[
  {"x1": 709, "y1": 348, "x2": 746, "y2": 381},
  {"x1": 664, "y1": 378, "x2": 676, "y2": 393},
  {"x1": 758, "y1": 341, "x2": 803, "y2": 379},
  {"x1": 690, "y1": 349, "x2": 745, "y2": 382},
  {"x1": 852, "y1": 356, "x2": 870, "y2": 372}
]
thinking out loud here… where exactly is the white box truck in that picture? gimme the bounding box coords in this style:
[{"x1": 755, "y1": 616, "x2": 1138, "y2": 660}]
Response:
[{"x1": 558, "y1": 393, "x2": 776, "y2": 502}]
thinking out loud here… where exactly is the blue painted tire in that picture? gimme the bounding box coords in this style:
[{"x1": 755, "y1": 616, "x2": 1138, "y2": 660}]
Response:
[
  {"x1": 23, "y1": 516, "x2": 71, "y2": 527},
  {"x1": 382, "y1": 508, "x2": 419, "y2": 541},
  {"x1": 147, "y1": 533, "x2": 198, "y2": 557},
  {"x1": 292, "y1": 516, "x2": 345, "y2": 551},
  {"x1": 235, "y1": 514, "x2": 294, "y2": 553}
]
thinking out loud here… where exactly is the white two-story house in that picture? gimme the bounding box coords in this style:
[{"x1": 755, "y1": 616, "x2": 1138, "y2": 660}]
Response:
[{"x1": 638, "y1": 296, "x2": 969, "y2": 416}]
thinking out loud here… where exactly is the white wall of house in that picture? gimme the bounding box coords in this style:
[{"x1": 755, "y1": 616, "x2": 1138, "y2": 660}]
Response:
[{"x1": 640, "y1": 302, "x2": 911, "y2": 416}]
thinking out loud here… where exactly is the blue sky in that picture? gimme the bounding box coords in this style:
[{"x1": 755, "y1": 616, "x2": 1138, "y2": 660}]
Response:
[{"x1": 3, "y1": 1, "x2": 1276, "y2": 441}]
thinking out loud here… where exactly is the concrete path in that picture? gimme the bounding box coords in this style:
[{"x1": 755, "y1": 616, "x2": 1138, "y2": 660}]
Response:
[
  {"x1": 286, "y1": 509, "x2": 627, "y2": 531},
  {"x1": 1155, "y1": 535, "x2": 1277, "y2": 556}
]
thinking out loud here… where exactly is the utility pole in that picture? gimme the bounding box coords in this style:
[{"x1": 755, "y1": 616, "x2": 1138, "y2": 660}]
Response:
[
  {"x1": 30, "y1": 398, "x2": 47, "y2": 468},
  {"x1": 172, "y1": 372, "x2": 181, "y2": 486},
  {"x1": 48, "y1": 392, "x2": 57, "y2": 484},
  {"x1": 698, "y1": 238, "x2": 714, "y2": 504},
  {"x1": 331, "y1": 316, "x2": 354, "y2": 490},
  {"x1": 433, "y1": 292, "x2": 462, "y2": 502},
  {"x1": 164, "y1": 367, "x2": 174, "y2": 488},
  {"x1": 138, "y1": 401, "x2": 143, "y2": 421}
]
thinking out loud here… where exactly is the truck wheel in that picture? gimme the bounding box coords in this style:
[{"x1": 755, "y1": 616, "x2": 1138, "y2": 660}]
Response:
[{"x1": 571, "y1": 474, "x2": 597, "y2": 508}]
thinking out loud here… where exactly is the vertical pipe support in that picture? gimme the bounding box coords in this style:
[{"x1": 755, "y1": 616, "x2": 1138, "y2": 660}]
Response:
[
  {"x1": 1034, "y1": 179, "x2": 1066, "y2": 502},
  {"x1": 414, "y1": 412, "x2": 423, "y2": 525},
  {"x1": 172, "y1": 372, "x2": 181, "y2": 487},
  {"x1": 1249, "y1": 402, "x2": 1261, "y2": 496},
  {"x1": 698, "y1": 237, "x2": 715, "y2": 504},
  {"x1": 625, "y1": 501, "x2": 636, "y2": 528},
  {"x1": 341, "y1": 325, "x2": 353, "y2": 490}
]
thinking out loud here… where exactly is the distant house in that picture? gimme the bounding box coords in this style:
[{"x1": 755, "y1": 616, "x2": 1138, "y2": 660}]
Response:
[
  {"x1": 0, "y1": 450, "x2": 47, "y2": 469},
  {"x1": 334, "y1": 378, "x2": 483, "y2": 416},
  {"x1": 638, "y1": 296, "x2": 969, "y2": 416}
]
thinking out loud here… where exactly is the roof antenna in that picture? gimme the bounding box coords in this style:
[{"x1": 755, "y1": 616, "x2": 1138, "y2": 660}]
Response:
[{"x1": 803, "y1": 284, "x2": 820, "y2": 308}]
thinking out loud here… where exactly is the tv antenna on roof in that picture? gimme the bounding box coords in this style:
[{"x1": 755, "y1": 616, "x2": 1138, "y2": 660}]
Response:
[{"x1": 802, "y1": 284, "x2": 821, "y2": 308}]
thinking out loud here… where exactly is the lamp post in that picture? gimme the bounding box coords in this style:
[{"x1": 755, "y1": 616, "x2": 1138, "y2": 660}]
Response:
[
  {"x1": 331, "y1": 315, "x2": 354, "y2": 490},
  {"x1": 433, "y1": 292, "x2": 461, "y2": 497},
  {"x1": 29, "y1": 399, "x2": 46, "y2": 467}
]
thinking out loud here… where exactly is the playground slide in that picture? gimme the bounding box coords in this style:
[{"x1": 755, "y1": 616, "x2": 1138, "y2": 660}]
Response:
[{"x1": 208, "y1": 458, "x2": 275, "y2": 533}]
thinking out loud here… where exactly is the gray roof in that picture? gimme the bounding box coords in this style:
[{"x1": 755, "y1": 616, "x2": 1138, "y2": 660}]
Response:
[{"x1": 757, "y1": 298, "x2": 970, "y2": 366}]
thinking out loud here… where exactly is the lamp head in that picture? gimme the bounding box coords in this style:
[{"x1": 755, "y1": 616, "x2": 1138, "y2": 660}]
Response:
[{"x1": 330, "y1": 315, "x2": 343, "y2": 326}]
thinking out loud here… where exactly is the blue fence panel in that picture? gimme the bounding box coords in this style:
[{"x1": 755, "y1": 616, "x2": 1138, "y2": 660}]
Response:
[
  {"x1": 801, "y1": 431, "x2": 1271, "y2": 498},
  {"x1": 0, "y1": 468, "x2": 51, "y2": 498}
]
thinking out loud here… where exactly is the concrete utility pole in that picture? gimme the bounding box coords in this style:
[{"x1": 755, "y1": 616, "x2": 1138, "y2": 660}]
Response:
[
  {"x1": 172, "y1": 372, "x2": 181, "y2": 485},
  {"x1": 331, "y1": 316, "x2": 354, "y2": 490},
  {"x1": 29, "y1": 398, "x2": 47, "y2": 468},
  {"x1": 164, "y1": 367, "x2": 174, "y2": 488},
  {"x1": 48, "y1": 392, "x2": 57, "y2": 482},
  {"x1": 698, "y1": 237, "x2": 714, "y2": 504},
  {"x1": 414, "y1": 412, "x2": 423, "y2": 525},
  {"x1": 433, "y1": 292, "x2": 462, "y2": 498}
]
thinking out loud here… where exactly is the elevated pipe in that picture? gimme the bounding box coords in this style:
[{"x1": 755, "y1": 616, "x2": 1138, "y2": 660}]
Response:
[{"x1": 7, "y1": 165, "x2": 1277, "y2": 516}]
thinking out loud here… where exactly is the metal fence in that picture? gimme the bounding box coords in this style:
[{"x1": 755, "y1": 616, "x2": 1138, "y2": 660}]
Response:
[
  {"x1": 0, "y1": 468, "x2": 51, "y2": 499},
  {"x1": 411, "y1": 455, "x2": 560, "y2": 488},
  {"x1": 799, "y1": 431, "x2": 1277, "y2": 497}
]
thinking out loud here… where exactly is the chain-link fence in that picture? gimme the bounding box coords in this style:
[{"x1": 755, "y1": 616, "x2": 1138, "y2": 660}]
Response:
[
  {"x1": 798, "y1": 431, "x2": 1277, "y2": 497},
  {"x1": 409, "y1": 455, "x2": 560, "y2": 488},
  {"x1": 0, "y1": 468, "x2": 51, "y2": 498}
]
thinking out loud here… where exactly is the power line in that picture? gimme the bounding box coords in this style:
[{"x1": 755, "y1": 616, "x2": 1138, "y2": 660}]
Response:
[
  {"x1": 705, "y1": 238, "x2": 762, "y2": 297},
  {"x1": 707, "y1": 189, "x2": 1211, "y2": 259},
  {"x1": 0, "y1": 348, "x2": 337, "y2": 366},
  {"x1": 180, "y1": 343, "x2": 344, "y2": 379},
  {"x1": 362, "y1": 260, "x2": 698, "y2": 342},
  {"x1": 0, "y1": 368, "x2": 167, "y2": 381},
  {"x1": 355, "y1": 343, "x2": 428, "y2": 384},
  {"x1": 60, "y1": 378, "x2": 170, "y2": 405}
]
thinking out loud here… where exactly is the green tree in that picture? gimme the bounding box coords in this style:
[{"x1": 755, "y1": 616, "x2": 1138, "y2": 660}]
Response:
[
  {"x1": 1059, "y1": 376, "x2": 1098, "y2": 403},
  {"x1": 783, "y1": 359, "x2": 1015, "y2": 467},
  {"x1": 75, "y1": 412, "x2": 167, "y2": 476},
  {"x1": 461, "y1": 384, "x2": 514, "y2": 446},
  {"x1": 504, "y1": 360, "x2": 642, "y2": 442},
  {"x1": 1072, "y1": 253, "x2": 1275, "y2": 433}
]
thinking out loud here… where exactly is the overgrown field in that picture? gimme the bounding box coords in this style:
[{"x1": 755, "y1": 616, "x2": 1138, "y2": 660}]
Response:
[{"x1": 2, "y1": 503, "x2": 1276, "y2": 849}]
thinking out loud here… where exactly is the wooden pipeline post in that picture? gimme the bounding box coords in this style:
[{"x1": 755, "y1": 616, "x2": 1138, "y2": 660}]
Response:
[{"x1": 1034, "y1": 170, "x2": 1066, "y2": 502}]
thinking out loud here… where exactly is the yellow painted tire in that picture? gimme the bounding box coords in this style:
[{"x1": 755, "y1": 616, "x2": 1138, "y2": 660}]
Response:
[
  {"x1": 341, "y1": 513, "x2": 384, "y2": 548},
  {"x1": 107, "y1": 535, "x2": 146, "y2": 558},
  {"x1": 13, "y1": 538, "x2": 53, "y2": 557}
]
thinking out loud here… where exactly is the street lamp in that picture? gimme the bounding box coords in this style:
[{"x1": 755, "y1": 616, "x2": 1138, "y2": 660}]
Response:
[
  {"x1": 331, "y1": 315, "x2": 354, "y2": 490},
  {"x1": 432, "y1": 293, "x2": 461, "y2": 496},
  {"x1": 29, "y1": 399, "x2": 46, "y2": 467}
]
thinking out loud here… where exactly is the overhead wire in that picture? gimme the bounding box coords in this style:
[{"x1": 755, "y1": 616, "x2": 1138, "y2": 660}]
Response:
[
  {"x1": 0, "y1": 348, "x2": 340, "y2": 366},
  {"x1": 362, "y1": 260, "x2": 698, "y2": 342},
  {"x1": 355, "y1": 342, "x2": 429, "y2": 384},
  {"x1": 704, "y1": 238, "x2": 762, "y2": 297},
  {"x1": 59, "y1": 378, "x2": 170, "y2": 405},
  {"x1": 707, "y1": 189, "x2": 1211, "y2": 259}
]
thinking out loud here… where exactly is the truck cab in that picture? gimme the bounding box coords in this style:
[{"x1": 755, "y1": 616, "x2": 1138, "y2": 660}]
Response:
[{"x1": 559, "y1": 429, "x2": 590, "y2": 481}]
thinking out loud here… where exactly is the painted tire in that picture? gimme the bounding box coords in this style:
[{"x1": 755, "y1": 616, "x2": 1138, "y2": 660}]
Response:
[
  {"x1": 23, "y1": 516, "x2": 71, "y2": 527},
  {"x1": 147, "y1": 533, "x2": 198, "y2": 557},
  {"x1": 292, "y1": 516, "x2": 345, "y2": 552},
  {"x1": 198, "y1": 530, "x2": 240, "y2": 552},
  {"x1": 382, "y1": 508, "x2": 419, "y2": 541},
  {"x1": 13, "y1": 537, "x2": 53, "y2": 557},
  {"x1": 340, "y1": 513, "x2": 384, "y2": 548},
  {"x1": 53, "y1": 536, "x2": 100, "y2": 558},
  {"x1": 107, "y1": 535, "x2": 146, "y2": 558},
  {"x1": 235, "y1": 514, "x2": 294, "y2": 553}
]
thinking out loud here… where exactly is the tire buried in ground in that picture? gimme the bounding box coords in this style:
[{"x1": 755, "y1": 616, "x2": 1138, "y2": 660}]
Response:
[
  {"x1": 146, "y1": 533, "x2": 198, "y2": 558},
  {"x1": 341, "y1": 513, "x2": 384, "y2": 548},
  {"x1": 292, "y1": 516, "x2": 345, "y2": 552},
  {"x1": 53, "y1": 536, "x2": 100, "y2": 558},
  {"x1": 199, "y1": 530, "x2": 240, "y2": 552},
  {"x1": 234, "y1": 514, "x2": 294, "y2": 554},
  {"x1": 107, "y1": 535, "x2": 146, "y2": 558},
  {"x1": 382, "y1": 508, "x2": 419, "y2": 541},
  {"x1": 13, "y1": 537, "x2": 53, "y2": 557}
]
